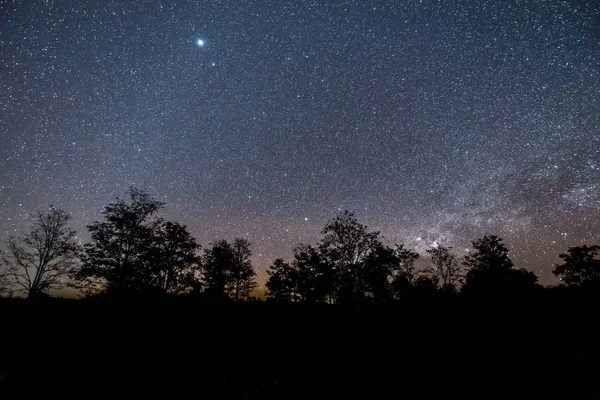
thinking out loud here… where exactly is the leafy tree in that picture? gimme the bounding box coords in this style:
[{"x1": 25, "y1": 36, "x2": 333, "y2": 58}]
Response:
[
  {"x1": 462, "y1": 235, "x2": 538, "y2": 295},
  {"x1": 553, "y1": 245, "x2": 600, "y2": 286},
  {"x1": 143, "y1": 221, "x2": 200, "y2": 295},
  {"x1": 363, "y1": 244, "x2": 396, "y2": 303},
  {"x1": 319, "y1": 210, "x2": 381, "y2": 304},
  {"x1": 265, "y1": 259, "x2": 296, "y2": 302},
  {"x1": 76, "y1": 188, "x2": 164, "y2": 295},
  {"x1": 463, "y1": 235, "x2": 513, "y2": 272},
  {"x1": 201, "y1": 238, "x2": 257, "y2": 301},
  {"x1": 202, "y1": 240, "x2": 234, "y2": 298},
  {"x1": 425, "y1": 245, "x2": 462, "y2": 293},
  {"x1": 293, "y1": 244, "x2": 333, "y2": 303},
  {"x1": 413, "y1": 275, "x2": 440, "y2": 297},
  {"x1": 230, "y1": 238, "x2": 255, "y2": 302},
  {"x1": 239, "y1": 260, "x2": 258, "y2": 301},
  {"x1": 2, "y1": 207, "x2": 79, "y2": 298}
]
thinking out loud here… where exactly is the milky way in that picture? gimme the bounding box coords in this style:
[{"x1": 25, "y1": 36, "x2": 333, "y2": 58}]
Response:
[{"x1": 1, "y1": 0, "x2": 598, "y2": 287}]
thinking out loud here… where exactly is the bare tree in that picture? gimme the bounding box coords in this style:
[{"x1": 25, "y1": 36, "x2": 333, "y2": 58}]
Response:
[
  {"x1": 0, "y1": 269, "x2": 9, "y2": 296},
  {"x1": 390, "y1": 244, "x2": 420, "y2": 300},
  {"x1": 392, "y1": 244, "x2": 420, "y2": 285},
  {"x1": 425, "y1": 245, "x2": 463, "y2": 293},
  {"x1": 2, "y1": 207, "x2": 79, "y2": 298}
]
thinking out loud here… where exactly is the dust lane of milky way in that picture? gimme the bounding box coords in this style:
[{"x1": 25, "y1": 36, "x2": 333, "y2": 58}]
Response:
[{"x1": 0, "y1": 0, "x2": 598, "y2": 288}]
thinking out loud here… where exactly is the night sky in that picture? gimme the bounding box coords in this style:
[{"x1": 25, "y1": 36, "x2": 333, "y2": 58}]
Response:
[{"x1": 1, "y1": 0, "x2": 598, "y2": 288}]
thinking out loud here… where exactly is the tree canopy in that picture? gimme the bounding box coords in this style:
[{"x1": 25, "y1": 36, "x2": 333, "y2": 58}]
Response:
[
  {"x1": 3, "y1": 192, "x2": 594, "y2": 304},
  {"x1": 463, "y1": 235, "x2": 538, "y2": 295},
  {"x1": 76, "y1": 188, "x2": 165, "y2": 295},
  {"x1": 553, "y1": 245, "x2": 600, "y2": 287},
  {"x1": 201, "y1": 238, "x2": 257, "y2": 301}
]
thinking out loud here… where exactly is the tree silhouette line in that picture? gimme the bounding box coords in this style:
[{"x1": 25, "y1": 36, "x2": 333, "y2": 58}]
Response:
[{"x1": 1, "y1": 187, "x2": 598, "y2": 303}]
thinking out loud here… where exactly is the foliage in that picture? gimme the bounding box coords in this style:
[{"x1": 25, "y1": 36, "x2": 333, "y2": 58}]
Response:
[
  {"x1": 319, "y1": 210, "x2": 381, "y2": 304},
  {"x1": 201, "y1": 238, "x2": 257, "y2": 301},
  {"x1": 230, "y1": 238, "x2": 256, "y2": 301},
  {"x1": 463, "y1": 235, "x2": 538, "y2": 294},
  {"x1": 362, "y1": 244, "x2": 396, "y2": 302},
  {"x1": 8, "y1": 200, "x2": 599, "y2": 304},
  {"x1": 142, "y1": 221, "x2": 200, "y2": 295},
  {"x1": 265, "y1": 259, "x2": 296, "y2": 302},
  {"x1": 553, "y1": 245, "x2": 600, "y2": 286},
  {"x1": 201, "y1": 240, "x2": 234, "y2": 297},
  {"x1": 76, "y1": 188, "x2": 165, "y2": 295},
  {"x1": 463, "y1": 235, "x2": 514, "y2": 272},
  {"x1": 293, "y1": 244, "x2": 333, "y2": 303}
]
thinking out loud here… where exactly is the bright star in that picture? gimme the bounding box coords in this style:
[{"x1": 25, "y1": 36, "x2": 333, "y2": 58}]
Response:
[{"x1": 196, "y1": 39, "x2": 205, "y2": 46}]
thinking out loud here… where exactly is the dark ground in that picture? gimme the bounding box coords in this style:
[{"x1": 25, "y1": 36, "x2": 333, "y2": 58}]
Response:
[{"x1": 1, "y1": 293, "x2": 598, "y2": 398}]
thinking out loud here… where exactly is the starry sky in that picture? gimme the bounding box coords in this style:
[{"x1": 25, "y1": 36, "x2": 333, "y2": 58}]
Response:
[{"x1": 1, "y1": 0, "x2": 598, "y2": 288}]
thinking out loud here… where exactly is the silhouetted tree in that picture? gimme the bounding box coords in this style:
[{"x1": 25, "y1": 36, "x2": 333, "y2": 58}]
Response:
[
  {"x1": 201, "y1": 238, "x2": 257, "y2": 301},
  {"x1": 553, "y1": 245, "x2": 600, "y2": 287},
  {"x1": 0, "y1": 270, "x2": 8, "y2": 296},
  {"x1": 293, "y1": 244, "x2": 333, "y2": 303},
  {"x1": 413, "y1": 275, "x2": 440, "y2": 298},
  {"x1": 363, "y1": 243, "x2": 396, "y2": 303},
  {"x1": 239, "y1": 260, "x2": 258, "y2": 301},
  {"x1": 230, "y1": 238, "x2": 255, "y2": 302},
  {"x1": 2, "y1": 207, "x2": 79, "y2": 298},
  {"x1": 202, "y1": 240, "x2": 234, "y2": 298},
  {"x1": 425, "y1": 245, "x2": 462, "y2": 293},
  {"x1": 462, "y1": 235, "x2": 538, "y2": 295},
  {"x1": 143, "y1": 221, "x2": 200, "y2": 295},
  {"x1": 391, "y1": 244, "x2": 420, "y2": 300},
  {"x1": 76, "y1": 188, "x2": 164, "y2": 295},
  {"x1": 265, "y1": 259, "x2": 296, "y2": 302},
  {"x1": 319, "y1": 210, "x2": 381, "y2": 304},
  {"x1": 463, "y1": 235, "x2": 513, "y2": 272}
]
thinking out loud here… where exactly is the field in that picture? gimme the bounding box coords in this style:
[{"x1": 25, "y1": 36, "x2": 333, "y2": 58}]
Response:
[{"x1": 1, "y1": 294, "x2": 597, "y2": 398}]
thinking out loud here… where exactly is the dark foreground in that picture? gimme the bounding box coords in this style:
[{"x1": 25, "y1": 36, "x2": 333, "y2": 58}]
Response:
[{"x1": 1, "y1": 294, "x2": 598, "y2": 398}]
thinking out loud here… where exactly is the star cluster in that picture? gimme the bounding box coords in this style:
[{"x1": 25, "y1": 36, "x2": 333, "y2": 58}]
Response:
[{"x1": 1, "y1": 0, "x2": 598, "y2": 286}]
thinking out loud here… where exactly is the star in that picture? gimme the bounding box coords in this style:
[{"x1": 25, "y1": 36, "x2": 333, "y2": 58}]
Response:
[{"x1": 0, "y1": 0, "x2": 597, "y2": 292}]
